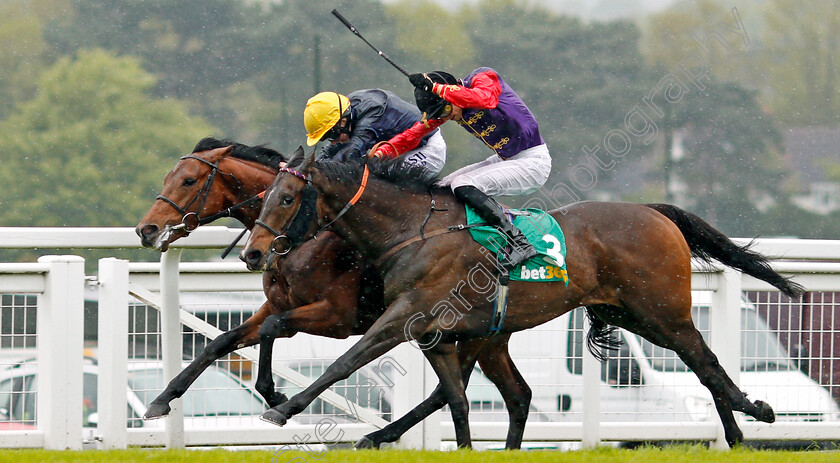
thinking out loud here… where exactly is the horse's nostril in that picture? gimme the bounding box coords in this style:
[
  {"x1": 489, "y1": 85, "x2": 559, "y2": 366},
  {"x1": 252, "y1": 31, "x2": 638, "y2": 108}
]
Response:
[
  {"x1": 240, "y1": 249, "x2": 263, "y2": 268},
  {"x1": 138, "y1": 224, "x2": 159, "y2": 239}
]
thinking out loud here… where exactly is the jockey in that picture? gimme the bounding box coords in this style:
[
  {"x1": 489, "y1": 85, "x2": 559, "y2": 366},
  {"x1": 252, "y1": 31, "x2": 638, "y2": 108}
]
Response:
[
  {"x1": 303, "y1": 89, "x2": 447, "y2": 174},
  {"x1": 370, "y1": 67, "x2": 552, "y2": 271}
]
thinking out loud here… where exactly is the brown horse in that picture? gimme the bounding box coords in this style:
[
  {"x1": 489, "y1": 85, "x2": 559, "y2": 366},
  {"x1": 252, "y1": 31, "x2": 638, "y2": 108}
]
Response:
[
  {"x1": 136, "y1": 138, "x2": 533, "y2": 449},
  {"x1": 241, "y1": 151, "x2": 803, "y2": 449}
]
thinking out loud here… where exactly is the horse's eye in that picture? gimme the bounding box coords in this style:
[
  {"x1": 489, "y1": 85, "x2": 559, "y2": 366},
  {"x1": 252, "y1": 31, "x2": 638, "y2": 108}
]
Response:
[
  {"x1": 281, "y1": 195, "x2": 294, "y2": 206},
  {"x1": 183, "y1": 178, "x2": 197, "y2": 187}
]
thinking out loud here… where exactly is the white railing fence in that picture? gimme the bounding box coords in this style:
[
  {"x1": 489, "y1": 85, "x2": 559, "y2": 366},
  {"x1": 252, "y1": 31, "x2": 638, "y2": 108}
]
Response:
[
  {"x1": 1, "y1": 227, "x2": 840, "y2": 450},
  {"x1": 0, "y1": 255, "x2": 85, "y2": 450}
]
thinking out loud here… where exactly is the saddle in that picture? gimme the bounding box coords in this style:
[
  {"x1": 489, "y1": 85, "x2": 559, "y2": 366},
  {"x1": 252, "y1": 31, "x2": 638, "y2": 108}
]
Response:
[{"x1": 465, "y1": 206, "x2": 569, "y2": 284}]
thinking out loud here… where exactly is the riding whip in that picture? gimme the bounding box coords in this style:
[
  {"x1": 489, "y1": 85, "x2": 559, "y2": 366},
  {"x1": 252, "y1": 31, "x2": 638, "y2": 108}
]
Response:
[{"x1": 331, "y1": 9, "x2": 411, "y2": 78}]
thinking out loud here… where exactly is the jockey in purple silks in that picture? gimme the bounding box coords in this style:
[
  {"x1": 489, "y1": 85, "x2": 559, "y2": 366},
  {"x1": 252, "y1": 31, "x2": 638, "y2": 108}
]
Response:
[{"x1": 371, "y1": 67, "x2": 553, "y2": 270}]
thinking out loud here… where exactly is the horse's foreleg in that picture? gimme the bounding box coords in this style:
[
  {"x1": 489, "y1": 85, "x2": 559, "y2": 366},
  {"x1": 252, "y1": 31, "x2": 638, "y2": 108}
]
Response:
[
  {"x1": 422, "y1": 343, "x2": 473, "y2": 448},
  {"x1": 355, "y1": 388, "x2": 449, "y2": 449},
  {"x1": 260, "y1": 297, "x2": 420, "y2": 427},
  {"x1": 254, "y1": 313, "x2": 291, "y2": 408},
  {"x1": 356, "y1": 338, "x2": 486, "y2": 449},
  {"x1": 475, "y1": 335, "x2": 531, "y2": 450},
  {"x1": 253, "y1": 299, "x2": 352, "y2": 407},
  {"x1": 144, "y1": 302, "x2": 271, "y2": 419}
]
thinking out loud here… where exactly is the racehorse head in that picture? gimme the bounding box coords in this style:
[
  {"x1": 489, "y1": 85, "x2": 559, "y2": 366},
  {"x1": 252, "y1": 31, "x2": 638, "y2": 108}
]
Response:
[
  {"x1": 136, "y1": 137, "x2": 284, "y2": 251},
  {"x1": 240, "y1": 146, "x2": 314, "y2": 270},
  {"x1": 240, "y1": 147, "x2": 441, "y2": 271}
]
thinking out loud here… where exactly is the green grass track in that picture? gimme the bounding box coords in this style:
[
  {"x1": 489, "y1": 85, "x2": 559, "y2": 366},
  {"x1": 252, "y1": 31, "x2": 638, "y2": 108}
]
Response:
[{"x1": 0, "y1": 446, "x2": 837, "y2": 463}]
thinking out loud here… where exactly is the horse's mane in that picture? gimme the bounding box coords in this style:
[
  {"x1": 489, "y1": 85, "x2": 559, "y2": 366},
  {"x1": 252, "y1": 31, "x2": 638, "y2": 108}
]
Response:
[
  {"x1": 192, "y1": 137, "x2": 285, "y2": 168},
  {"x1": 309, "y1": 156, "x2": 444, "y2": 194}
]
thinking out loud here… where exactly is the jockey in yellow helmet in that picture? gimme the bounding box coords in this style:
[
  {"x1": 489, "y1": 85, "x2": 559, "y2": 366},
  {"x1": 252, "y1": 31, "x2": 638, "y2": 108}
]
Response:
[{"x1": 303, "y1": 89, "x2": 446, "y2": 173}]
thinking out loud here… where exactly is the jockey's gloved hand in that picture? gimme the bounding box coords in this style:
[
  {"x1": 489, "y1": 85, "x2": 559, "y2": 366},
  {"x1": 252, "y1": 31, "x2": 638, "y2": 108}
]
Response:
[
  {"x1": 409, "y1": 73, "x2": 434, "y2": 92},
  {"x1": 368, "y1": 141, "x2": 396, "y2": 160}
]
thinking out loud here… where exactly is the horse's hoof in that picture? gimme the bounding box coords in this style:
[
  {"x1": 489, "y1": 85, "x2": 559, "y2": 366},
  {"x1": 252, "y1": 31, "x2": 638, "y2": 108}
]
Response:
[
  {"x1": 354, "y1": 436, "x2": 379, "y2": 450},
  {"x1": 143, "y1": 402, "x2": 171, "y2": 420},
  {"x1": 267, "y1": 392, "x2": 289, "y2": 408},
  {"x1": 725, "y1": 430, "x2": 744, "y2": 448},
  {"x1": 260, "y1": 408, "x2": 288, "y2": 427},
  {"x1": 754, "y1": 400, "x2": 776, "y2": 423}
]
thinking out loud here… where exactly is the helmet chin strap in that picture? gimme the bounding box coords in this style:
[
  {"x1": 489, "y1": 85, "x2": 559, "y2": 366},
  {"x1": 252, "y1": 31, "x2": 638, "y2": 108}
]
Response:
[
  {"x1": 338, "y1": 113, "x2": 352, "y2": 137},
  {"x1": 336, "y1": 92, "x2": 352, "y2": 137}
]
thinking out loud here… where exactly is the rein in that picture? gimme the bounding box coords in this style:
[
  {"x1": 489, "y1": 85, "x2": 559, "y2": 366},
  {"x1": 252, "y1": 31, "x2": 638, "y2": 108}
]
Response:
[
  {"x1": 266, "y1": 166, "x2": 476, "y2": 265},
  {"x1": 262, "y1": 163, "x2": 382, "y2": 257},
  {"x1": 314, "y1": 163, "x2": 370, "y2": 236}
]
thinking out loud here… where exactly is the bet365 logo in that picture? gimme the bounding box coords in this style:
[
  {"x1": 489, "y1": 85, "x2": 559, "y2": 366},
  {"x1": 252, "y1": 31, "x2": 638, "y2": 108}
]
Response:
[{"x1": 520, "y1": 265, "x2": 567, "y2": 281}]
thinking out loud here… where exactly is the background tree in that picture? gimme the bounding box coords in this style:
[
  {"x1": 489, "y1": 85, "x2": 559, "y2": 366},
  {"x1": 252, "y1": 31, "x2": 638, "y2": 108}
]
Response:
[
  {"x1": 637, "y1": 0, "x2": 799, "y2": 236},
  {"x1": 759, "y1": 0, "x2": 840, "y2": 125},
  {"x1": 386, "y1": 0, "x2": 477, "y2": 71},
  {"x1": 641, "y1": 0, "x2": 755, "y2": 79},
  {"x1": 43, "y1": 0, "x2": 414, "y2": 152},
  {"x1": 0, "y1": 0, "x2": 831, "y2": 247},
  {"x1": 0, "y1": 49, "x2": 215, "y2": 228},
  {"x1": 669, "y1": 79, "x2": 787, "y2": 235},
  {"x1": 0, "y1": 0, "x2": 75, "y2": 119},
  {"x1": 460, "y1": 0, "x2": 656, "y2": 200}
]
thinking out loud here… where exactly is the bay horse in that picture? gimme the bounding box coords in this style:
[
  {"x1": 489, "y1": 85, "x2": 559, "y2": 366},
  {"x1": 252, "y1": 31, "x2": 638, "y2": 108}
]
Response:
[
  {"x1": 136, "y1": 137, "x2": 533, "y2": 449},
  {"x1": 241, "y1": 150, "x2": 804, "y2": 449}
]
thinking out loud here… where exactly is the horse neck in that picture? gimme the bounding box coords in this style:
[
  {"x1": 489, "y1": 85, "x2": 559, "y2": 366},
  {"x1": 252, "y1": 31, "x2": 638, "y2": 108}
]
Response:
[
  {"x1": 313, "y1": 169, "x2": 459, "y2": 258},
  {"x1": 219, "y1": 157, "x2": 278, "y2": 229}
]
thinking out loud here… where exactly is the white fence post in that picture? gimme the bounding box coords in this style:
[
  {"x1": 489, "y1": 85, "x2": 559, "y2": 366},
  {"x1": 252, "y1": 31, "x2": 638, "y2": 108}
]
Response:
[
  {"x1": 710, "y1": 267, "x2": 742, "y2": 449},
  {"x1": 581, "y1": 314, "x2": 601, "y2": 448},
  {"x1": 36, "y1": 255, "x2": 85, "y2": 450},
  {"x1": 97, "y1": 258, "x2": 129, "y2": 449},
  {"x1": 160, "y1": 250, "x2": 185, "y2": 448},
  {"x1": 421, "y1": 356, "x2": 441, "y2": 450},
  {"x1": 392, "y1": 343, "x2": 434, "y2": 449}
]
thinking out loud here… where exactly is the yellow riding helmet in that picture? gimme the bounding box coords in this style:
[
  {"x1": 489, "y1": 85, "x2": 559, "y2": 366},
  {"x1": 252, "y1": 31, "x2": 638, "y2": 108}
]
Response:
[{"x1": 304, "y1": 92, "x2": 350, "y2": 146}]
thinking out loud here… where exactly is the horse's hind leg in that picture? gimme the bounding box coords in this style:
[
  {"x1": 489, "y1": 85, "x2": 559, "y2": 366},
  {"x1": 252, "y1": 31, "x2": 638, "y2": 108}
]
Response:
[
  {"x1": 597, "y1": 300, "x2": 753, "y2": 448},
  {"x1": 627, "y1": 318, "x2": 750, "y2": 447},
  {"x1": 615, "y1": 303, "x2": 775, "y2": 424}
]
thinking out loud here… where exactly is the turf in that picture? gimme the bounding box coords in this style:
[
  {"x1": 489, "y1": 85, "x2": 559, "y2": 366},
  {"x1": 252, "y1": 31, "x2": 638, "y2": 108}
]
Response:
[{"x1": 0, "y1": 446, "x2": 838, "y2": 463}]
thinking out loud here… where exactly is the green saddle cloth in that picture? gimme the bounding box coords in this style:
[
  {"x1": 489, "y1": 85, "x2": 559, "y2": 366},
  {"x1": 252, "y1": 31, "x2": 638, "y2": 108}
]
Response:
[{"x1": 466, "y1": 205, "x2": 569, "y2": 284}]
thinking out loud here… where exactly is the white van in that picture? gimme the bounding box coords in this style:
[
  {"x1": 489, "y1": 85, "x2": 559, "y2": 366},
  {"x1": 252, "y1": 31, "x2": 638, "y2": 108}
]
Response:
[{"x1": 506, "y1": 292, "x2": 840, "y2": 425}]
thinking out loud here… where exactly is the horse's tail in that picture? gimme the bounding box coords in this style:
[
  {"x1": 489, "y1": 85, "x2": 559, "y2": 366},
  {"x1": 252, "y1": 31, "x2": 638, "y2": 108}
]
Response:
[
  {"x1": 645, "y1": 203, "x2": 805, "y2": 299},
  {"x1": 585, "y1": 307, "x2": 621, "y2": 361}
]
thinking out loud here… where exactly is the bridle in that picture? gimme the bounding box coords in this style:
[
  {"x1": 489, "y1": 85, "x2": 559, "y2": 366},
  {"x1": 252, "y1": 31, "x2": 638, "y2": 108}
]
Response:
[
  {"x1": 255, "y1": 164, "x2": 370, "y2": 256},
  {"x1": 155, "y1": 154, "x2": 262, "y2": 234}
]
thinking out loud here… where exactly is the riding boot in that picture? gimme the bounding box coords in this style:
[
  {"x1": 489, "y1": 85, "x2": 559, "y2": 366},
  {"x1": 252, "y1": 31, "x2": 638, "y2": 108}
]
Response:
[{"x1": 454, "y1": 185, "x2": 538, "y2": 271}]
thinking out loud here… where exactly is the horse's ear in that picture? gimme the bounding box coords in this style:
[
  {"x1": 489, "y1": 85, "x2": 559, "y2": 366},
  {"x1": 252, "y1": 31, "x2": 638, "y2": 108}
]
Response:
[
  {"x1": 286, "y1": 145, "x2": 305, "y2": 168},
  {"x1": 300, "y1": 146, "x2": 317, "y2": 174},
  {"x1": 206, "y1": 145, "x2": 234, "y2": 162}
]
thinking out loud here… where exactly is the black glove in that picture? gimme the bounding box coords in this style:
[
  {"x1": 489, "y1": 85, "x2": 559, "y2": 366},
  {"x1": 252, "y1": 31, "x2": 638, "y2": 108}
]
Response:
[{"x1": 409, "y1": 73, "x2": 434, "y2": 93}]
